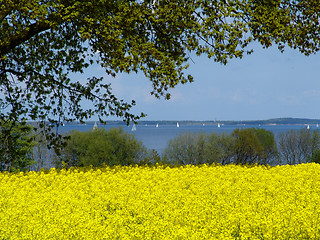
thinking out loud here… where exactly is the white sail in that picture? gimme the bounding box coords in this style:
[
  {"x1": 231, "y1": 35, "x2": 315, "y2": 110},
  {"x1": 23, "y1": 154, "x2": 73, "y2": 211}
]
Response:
[
  {"x1": 177, "y1": 122, "x2": 179, "y2": 128},
  {"x1": 132, "y1": 124, "x2": 136, "y2": 131},
  {"x1": 156, "y1": 123, "x2": 159, "y2": 128},
  {"x1": 93, "y1": 122, "x2": 98, "y2": 130},
  {"x1": 217, "y1": 123, "x2": 221, "y2": 128}
]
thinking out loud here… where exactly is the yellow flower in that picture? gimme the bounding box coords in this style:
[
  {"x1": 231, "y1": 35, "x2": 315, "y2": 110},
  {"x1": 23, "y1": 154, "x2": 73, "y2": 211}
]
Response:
[{"x1": 0, "y1": 163, "x2": 320, "y2": 239}]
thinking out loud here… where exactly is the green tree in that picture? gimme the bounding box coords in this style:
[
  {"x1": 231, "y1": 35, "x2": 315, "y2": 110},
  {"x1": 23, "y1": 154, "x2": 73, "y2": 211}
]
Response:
[
  {"x1": 309, "y1": 130, "x2": 320, "y2": 163},
  {"x1": 232, "y1": 128, "x2": 263, "y2": 164},
  {"x1": 232, "y1": 128, "x2": 277, "y2": 165},
  {"x1": 254, "y1": 128, "x2": 278, "y2": 165},
  {"x1": 56, "y1": 127, "x2": 147, "y2": 168},
  {"x1": 1, "y1": 1, "x2": 320, "y2": 157},
  {"x1": 164, "y1": 132, "x2": 235, "y2": 165},
  {"x1": 310, "y1": 149, "x2": 320, "y2": 164},
  {"x1": 204, "y1": 133, "x2": 235, "y2": 164},
  {"x1": 164, "y1": 132, "x2": 207, "y2": 165},
  {"x1": 0, "y1": 119, "x2": 35, "y2": 171}
]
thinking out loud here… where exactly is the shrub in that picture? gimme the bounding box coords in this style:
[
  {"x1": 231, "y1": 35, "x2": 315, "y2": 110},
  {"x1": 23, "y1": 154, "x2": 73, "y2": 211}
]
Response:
[{"x1": 55, "y1": 127, "x2": 147, "y2": 167}]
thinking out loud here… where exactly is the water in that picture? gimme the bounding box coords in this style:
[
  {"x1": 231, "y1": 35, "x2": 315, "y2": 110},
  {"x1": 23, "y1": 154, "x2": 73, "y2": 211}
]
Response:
[{"x1": 58, "y1": 123, "x2": 313, "y2": 154}]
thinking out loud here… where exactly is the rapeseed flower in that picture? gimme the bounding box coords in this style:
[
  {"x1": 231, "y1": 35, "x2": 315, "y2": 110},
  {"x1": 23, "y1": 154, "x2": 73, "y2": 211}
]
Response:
[{"x1": 0, "y1": 163, "x2": 319, "y2": 239}]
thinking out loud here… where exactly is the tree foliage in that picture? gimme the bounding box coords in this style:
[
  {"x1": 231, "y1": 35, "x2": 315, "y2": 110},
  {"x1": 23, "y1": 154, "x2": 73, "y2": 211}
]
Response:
[
  {"x1": 164, "y1": 132, "x2": 207, "y2": 165},
  {"x1": 232, "y1": 128, "x2": 277, "y2": 165},
  {"x1": 232, "y1": 128, "x2": 263, "y2": 164},
  {"x1": 0, "y1": 119, "x2": 34, "y2": 171},
  {"x1": 164, "y1": 132, "x2": 236, "y2": 165},
  {"x1": 253, "y1": 128, "x2": 278, "y2": 164},
  {"x1": 2, "y1": 0, "x2": 320, "y2": 124},
  {"x1": 164, "y1": 128, "x2": 278, "y2": 165},
  {"x1": 1, "y1": 0, "x2": 320, "y2": 164},
  {"x1": 204, "y1": 133, "x2": 235, "y2": 164},
  {"x1": 55, "y1": 127, "x2": 147, "y2": 168}
]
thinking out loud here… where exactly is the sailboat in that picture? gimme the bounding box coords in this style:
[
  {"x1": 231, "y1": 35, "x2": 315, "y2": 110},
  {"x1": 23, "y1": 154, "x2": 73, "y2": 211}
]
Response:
[
  {"x1": 307, "y1": 124, "x2": 310, "y2": 130},
  {"x1": 176, "y1": 122, "x2": 179, "y2": 128},
  {"x1": 131, "y1": 124, "x2": 136, "y2": 131},
  {"x1": 93, "y1": 122, "x2": 98, "y2": 130},
  {"x1": 156, "y1": 123, "x2": 159, "y2": 128},
  {"x1": 217, "y1": 123, "x2": 221, "y2": 128}
]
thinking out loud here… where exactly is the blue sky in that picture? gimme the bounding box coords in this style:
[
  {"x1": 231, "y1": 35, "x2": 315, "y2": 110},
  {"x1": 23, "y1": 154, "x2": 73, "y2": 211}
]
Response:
[{"x1": 86, "y1": 43, "x2": 320, "y2": 121}]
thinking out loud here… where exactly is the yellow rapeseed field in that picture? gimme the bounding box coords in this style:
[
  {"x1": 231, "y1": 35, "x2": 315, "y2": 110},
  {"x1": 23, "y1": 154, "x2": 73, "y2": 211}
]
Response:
[{"x1": 0, "y1": 163, "x2": 320, "y2": 239}]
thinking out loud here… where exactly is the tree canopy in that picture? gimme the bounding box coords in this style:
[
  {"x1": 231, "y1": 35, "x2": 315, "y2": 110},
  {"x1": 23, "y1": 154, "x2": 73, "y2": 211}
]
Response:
[
  {"x1": 0, "y1": 119, "x2": 34, "y2": 171},
  {"x1": 1, "y1": 0, "x2": 320, "y2": 149},
  {"x1": 232, "y1": 128, "x2": 277, "y2": 165},
  {"x1": 56, "y1": 127, "x2": 147, "y2": 168}
]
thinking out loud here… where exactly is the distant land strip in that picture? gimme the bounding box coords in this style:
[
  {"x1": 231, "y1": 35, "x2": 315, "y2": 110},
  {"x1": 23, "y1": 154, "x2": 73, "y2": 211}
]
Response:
[{"x1": 76, "y1": 118, "x2": 320, "y2": 126}]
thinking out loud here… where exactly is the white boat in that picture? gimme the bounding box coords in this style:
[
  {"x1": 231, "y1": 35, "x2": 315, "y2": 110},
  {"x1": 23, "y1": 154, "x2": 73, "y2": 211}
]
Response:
[
  {"x1": 131, "y1": 124, "x2": 136, "y2": 131},
  {"x1": 176, "y1": 122, "x2": 179, "y2": 128},
  {"x1": 156, "y1": 123, "x2": 159, "y2": 128},
  {"x1": 307, "y1": 125, "x2": 310, "y2": 130},
  {"x1": 93, "y1": 122, "x2": 98, "y2": 130},
  {"x1": 317, "y1": 123, "x2": 319, "y2": 128},
  {"x1": 217, "y1": 123, "x2": 221, "y2": 128}
]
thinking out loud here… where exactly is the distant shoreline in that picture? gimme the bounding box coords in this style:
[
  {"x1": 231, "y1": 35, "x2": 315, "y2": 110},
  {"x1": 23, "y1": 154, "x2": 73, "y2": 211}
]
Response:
[{"x1": 58, "y1": 118, "x2": 320, "y2": 126}]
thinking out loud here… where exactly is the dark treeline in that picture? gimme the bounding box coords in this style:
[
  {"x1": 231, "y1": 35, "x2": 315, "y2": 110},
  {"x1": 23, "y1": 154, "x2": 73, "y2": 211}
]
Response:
[{"x1": 1, "y1": 122, "x2": 320, "y2": 172}]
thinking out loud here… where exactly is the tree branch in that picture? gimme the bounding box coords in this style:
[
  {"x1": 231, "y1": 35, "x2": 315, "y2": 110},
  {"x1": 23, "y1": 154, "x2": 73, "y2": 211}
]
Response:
[{"x1": 0, "y1": 20, "x2": 52, "y2": 57}]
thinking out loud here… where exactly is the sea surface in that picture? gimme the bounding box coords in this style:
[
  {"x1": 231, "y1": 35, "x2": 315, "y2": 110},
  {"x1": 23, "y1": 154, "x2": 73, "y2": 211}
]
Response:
[{"x1": 58, "y1": 123, "x2": 314, "y2": 154}]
